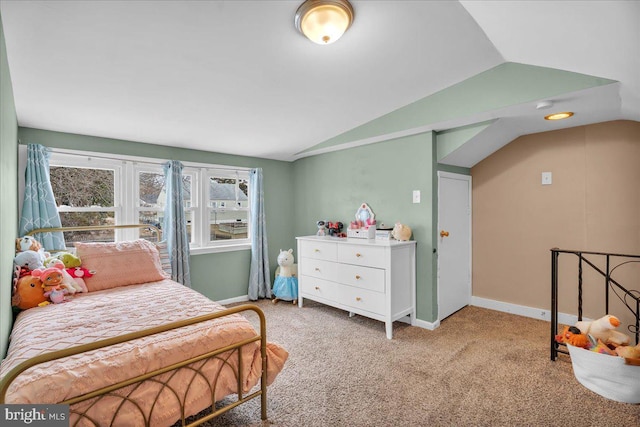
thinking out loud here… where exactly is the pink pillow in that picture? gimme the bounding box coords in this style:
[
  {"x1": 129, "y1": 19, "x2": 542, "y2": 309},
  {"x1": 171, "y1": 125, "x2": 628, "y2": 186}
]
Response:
[{"x1": 75, "y1": 239, "x2": 170, "y2": 291}]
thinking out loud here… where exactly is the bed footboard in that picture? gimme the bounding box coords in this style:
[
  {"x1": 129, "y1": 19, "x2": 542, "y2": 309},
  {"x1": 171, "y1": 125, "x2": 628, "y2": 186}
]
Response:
[{"x1": 0, "y1": 304, "x2": 268, "y2": 427}]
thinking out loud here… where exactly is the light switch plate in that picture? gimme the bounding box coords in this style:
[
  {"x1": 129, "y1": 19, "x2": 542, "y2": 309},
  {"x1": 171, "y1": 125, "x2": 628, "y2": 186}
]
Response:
[
  {"x1": 542, "y1": 172, "x2": 552, "y2": 185},
  {"x1": 412, "y1": 190, "x2": 421, "y2": 203}
]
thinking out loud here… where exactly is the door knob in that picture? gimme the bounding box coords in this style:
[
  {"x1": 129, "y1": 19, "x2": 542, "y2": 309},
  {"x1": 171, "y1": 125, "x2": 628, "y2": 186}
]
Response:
[{"x1": 440, "y1": 230, "x2": 450, "y2": 238}]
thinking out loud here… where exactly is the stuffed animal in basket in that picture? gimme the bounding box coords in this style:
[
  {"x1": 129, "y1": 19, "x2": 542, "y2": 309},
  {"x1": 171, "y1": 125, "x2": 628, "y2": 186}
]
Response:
[
  {"x1": 272, "y1": 249, "x2": 298, "y2": 305},
  {"x1": 11, "y1": 275, "x2": 47, "y2": 310},
  {"x1": 575, "y1": 314, "x2": 630, "y2": 346},
  {"x1": 555, "y1": 326, "x2": 590, "y2": 349}
]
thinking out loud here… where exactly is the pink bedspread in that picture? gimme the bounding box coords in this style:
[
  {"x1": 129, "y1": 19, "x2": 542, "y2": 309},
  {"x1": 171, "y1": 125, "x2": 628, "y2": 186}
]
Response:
[{"x1": 0, "y1": 280, "x2": 288, "y2": 426}]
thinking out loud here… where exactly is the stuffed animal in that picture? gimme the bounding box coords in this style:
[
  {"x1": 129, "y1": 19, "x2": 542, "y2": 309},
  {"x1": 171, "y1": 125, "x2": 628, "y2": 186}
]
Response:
[
  {"x1": 15, "y1": 236, "x2": 50, "y2": 265},
  {"x1": 272, "y1": 249, "x2": 298, "y2": 305},
  {"x1": 555, "y1": 325, "x2": 590, "y2": 349},
  {"x1": 53, "y1": 252, "x2": 82, "y2": 269},
  {"x1": 326, "y1": 221, "x2": 344, "y2": 237},
  {"x1": 44, "y1": 288, "x2": 69, "y2": 304},
  {"x1": 392, "y1": 222, "x2": 412, "y2": 241},
  {"x1": 575, "y1": 314, "x2": 630, "y2": 346},
  {"x1": 41, "y1": 259, "x2": 84, "y2": 294},
  {"x1": 316, "y1": 220, "x2": 326, "y2": 236},
  {"x1": 11, "y1": 275, "x2": 47, "y2": 310},
  {"x1": 615, "y1": 343, "x2": 640, "y2": 360},
  {"x1": 14, "y1": 250, "x2": 45, "y2": 272},
  {"x1": 65, "y1": 267, "x2": 93, "y2": 293},
  {"x1": 31, "y1": 266, "x2": 68, "y2": 293}
]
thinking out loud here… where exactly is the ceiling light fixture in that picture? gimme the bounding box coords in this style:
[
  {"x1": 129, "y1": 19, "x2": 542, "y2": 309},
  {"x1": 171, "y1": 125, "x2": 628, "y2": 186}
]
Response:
[
  {"x1": 544, "y1": 112, "x2": 574, "y2": 121},
  {"x1": 536, "y1": 101, "x2": 553, "y2": 110},
  {"x1": 295, "y1": 0, "x2": 354, "y2": 45}
]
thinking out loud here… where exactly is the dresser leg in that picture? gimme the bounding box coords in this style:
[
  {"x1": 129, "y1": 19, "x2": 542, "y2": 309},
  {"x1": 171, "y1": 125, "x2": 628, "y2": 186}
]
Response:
[
  {"x1": 298, "y1": 297, "x2": 303, "y2": 308},
  {"x1": 386, "y1": 322, "x2": 393, "y2": 339},
  {"x1": 348, "y1": 312, "x2": 355, "y2": 318}
]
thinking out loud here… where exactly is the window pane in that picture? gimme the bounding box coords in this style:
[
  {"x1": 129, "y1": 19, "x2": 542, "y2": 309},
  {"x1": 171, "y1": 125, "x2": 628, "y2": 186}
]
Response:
[
  {"x1": 209, "y1": 177, "x2": 235, "y2": 208},
  {"x1": 139, "y1": 210, "x2": 162, "y2": 242},
  {"x1": 58, "y1": 212, "x2": 115, "y2": 246},
  {"x1": 50, "y1": 166, "x2": 114, "y2": 207},
  {"x1": 139, "y1": 172, "x2": 165, "y2": 209},
  {"x1": 182, "y1": 175, "x2": 192, "y2": 208},
  {"x1": 210, "y1": 210, "x2": 248, "y2": 240}
]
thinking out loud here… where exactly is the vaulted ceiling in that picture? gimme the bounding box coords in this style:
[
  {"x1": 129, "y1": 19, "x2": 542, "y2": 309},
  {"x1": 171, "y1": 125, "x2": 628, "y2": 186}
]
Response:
[{"x1": 1, "y1": 1, "x2": 638, "y2": 164}]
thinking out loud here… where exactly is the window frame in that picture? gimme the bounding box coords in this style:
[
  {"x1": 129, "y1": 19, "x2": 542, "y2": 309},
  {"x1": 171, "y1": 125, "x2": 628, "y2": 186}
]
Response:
[{"x1": 39, "y1": 148, "x2": 251, "y2": 254}]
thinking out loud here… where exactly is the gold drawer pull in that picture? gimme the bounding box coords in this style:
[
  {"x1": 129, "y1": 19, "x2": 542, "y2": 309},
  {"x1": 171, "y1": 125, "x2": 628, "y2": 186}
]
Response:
[
  {"x1": 314, "y1": 249, "x2": 320, "y2": 252},
  {"x1": 355, "y1": 253, "x2": 362, "y2": 257},
  {"x1": 355, "y1": 297, "x2": 362, "y2": 301},
  {"x1": 315, "y1": 267, "x2": 320, "y2": 271},
  {"x1": 355, "y1": 275, "x2": 361, "y2": 280},
  {"x1": 315, "y1": 286, "x2": 320, "y2": 290}
]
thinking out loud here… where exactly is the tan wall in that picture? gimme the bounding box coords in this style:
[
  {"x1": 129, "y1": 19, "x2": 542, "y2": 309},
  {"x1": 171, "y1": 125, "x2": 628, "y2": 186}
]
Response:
[{"x1": 471, "y1": 120, "x2": 640, "y2": 335}]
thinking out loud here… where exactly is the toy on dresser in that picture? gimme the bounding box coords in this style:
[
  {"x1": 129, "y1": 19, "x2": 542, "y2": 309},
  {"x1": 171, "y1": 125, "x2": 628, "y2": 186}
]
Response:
[{"x1": 272, "y1": 249, "x2": 298, "y2": 305}]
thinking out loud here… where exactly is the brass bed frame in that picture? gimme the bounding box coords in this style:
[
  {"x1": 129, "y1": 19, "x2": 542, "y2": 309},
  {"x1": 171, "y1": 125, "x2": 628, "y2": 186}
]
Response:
[{"x1": 0, "y1": 225, "x2": 269, "y2": 426}]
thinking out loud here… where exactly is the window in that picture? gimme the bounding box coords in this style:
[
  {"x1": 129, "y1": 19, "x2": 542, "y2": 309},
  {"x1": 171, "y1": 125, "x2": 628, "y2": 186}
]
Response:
[
  {"x1": 44, "y1": 149, "x2": 251, "y2": 253},
  {"x1": 206, "y1": 170, "x2": 250, "y2": 242}
]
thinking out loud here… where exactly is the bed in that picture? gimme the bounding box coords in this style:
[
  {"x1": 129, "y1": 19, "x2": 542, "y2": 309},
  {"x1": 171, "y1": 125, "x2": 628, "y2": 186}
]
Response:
[{"x1": 0, "y1": 225, "x2": 288, "y2": 426}]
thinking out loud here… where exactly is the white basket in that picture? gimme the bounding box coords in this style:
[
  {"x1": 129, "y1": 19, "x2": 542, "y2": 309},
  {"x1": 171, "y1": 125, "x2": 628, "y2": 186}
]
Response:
[{"x1": 567, "y1": 344, "x2": 640, "y2": 404}]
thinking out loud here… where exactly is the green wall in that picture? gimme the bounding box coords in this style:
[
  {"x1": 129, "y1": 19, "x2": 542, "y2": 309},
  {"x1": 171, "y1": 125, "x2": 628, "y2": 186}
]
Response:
[
  {"x1": 292, "y1": 132, "x2": 438, "y2": 322},
  {"x1": 18, "y1": 127, "x2": 295, "y2": 303},
  {"x1": 0, "y1": 12, "x2": 19, "y2": 357}
]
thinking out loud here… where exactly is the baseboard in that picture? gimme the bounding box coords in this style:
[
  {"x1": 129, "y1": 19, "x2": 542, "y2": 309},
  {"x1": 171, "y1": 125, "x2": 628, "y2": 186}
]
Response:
[
  {"x1": 413, "y1": 318, "x2": 440, "y2": 331},
  {"x1": 471, "y1": 296, "x2": 583, "y2": 325},
  {"x1": 218, "y1": 295, "x2": 250, "y2": 305}
]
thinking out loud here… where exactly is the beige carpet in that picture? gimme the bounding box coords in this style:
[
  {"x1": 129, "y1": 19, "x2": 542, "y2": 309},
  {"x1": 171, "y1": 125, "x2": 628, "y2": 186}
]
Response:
[{"x1": 196, "y1": 300, "x2": 639, "y2": 427}]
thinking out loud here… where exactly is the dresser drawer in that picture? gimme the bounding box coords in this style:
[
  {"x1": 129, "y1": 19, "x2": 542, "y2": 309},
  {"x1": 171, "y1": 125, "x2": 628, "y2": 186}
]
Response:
[
  {"x1": 338, "y1": 244, "x2": 385, "y2": 268},
  {"x1": 341, "y1": 285, "x2": 385, "y2": 315},
  {"x1": 299, "y1": 258, "x2": 338, "y2": 282},
  {"x1": 338, "y1": 263, "x2": 385, "y2": 293},
  {"x1": 299, "y1": 275, "x2": 340, "y2": 302},
  {"x1": 299, "y1": 240, "x2": 337, "y2": 261}
]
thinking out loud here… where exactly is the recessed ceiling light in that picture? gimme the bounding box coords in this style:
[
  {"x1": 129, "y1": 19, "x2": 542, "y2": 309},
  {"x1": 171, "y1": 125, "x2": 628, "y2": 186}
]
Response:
[{"x1": 544, "y1": 112, "x2": 574, "y2": 121}]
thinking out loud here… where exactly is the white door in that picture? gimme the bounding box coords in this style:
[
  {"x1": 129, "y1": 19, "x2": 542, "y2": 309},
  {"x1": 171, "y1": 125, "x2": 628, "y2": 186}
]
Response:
[{"x1": 437, "y1": 171, "x2": 472, "y2": 321}]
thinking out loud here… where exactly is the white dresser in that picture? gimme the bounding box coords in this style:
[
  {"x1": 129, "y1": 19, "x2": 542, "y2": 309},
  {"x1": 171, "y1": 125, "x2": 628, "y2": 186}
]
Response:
[{"x1": 296, "y1": 235, "x2": 416, "y2": 339}]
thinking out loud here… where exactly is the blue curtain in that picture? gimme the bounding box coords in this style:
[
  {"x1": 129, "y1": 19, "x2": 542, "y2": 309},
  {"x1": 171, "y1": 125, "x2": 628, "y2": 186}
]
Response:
[
  {"x1": 19, "y1": 144, "x2": 65, "y2": 250},
  {"x1": 248, "y1": 168, "x2": 271, "y2": 300},
  {"x1": 163, "y1": 160, "x2": 191, "y2": 287}
]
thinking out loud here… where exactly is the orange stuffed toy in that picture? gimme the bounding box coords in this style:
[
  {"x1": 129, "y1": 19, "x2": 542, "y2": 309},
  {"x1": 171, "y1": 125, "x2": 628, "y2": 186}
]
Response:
[
  {"x1": 12, "y1": 275, "x2": 47, "y2": 310},
  {"x1": 555, "y1": 325, "x2": 590, "y2": 349}
]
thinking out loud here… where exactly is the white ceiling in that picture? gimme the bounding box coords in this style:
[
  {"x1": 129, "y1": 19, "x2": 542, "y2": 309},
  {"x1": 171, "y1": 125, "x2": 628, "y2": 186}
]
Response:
[{"x1": 0, "y1": 1, "x2": 638, "y2": 163}]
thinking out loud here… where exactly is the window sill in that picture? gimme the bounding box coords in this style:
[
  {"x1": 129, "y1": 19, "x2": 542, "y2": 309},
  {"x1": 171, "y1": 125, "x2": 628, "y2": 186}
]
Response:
[{"x1": 190, "y1": 242, "x2": 251, "y2": 255}]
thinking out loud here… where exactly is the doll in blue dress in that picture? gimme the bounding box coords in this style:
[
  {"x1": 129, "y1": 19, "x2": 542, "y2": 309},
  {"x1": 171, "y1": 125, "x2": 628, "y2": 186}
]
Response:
[{"x1": 272, "y1": 249, "x2": 298, "y2": 304}]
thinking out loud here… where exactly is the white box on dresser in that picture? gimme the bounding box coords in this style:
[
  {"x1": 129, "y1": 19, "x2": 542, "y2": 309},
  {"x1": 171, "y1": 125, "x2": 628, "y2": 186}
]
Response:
[{"x1": 296, "y1": 235, "x2": 416, "y2": 339}]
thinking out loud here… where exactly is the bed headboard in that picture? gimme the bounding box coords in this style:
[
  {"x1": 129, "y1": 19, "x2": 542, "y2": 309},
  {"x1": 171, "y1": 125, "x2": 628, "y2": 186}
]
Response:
[{"x1": 26, "y1": 224, "x2": 162, "y2": 253}]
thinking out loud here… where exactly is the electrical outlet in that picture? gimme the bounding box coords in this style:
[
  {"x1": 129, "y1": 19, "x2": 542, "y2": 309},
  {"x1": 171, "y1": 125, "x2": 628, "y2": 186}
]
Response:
[
  {"x1": 541, "y1": 172, "x2": 552, "y2": 185},
  {"x1": 412, "y1": 190, "x2": 420, "y2": 203}
]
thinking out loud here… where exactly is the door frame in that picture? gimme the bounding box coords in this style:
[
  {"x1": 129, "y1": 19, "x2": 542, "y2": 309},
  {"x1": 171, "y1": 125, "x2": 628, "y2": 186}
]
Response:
[{"x1": 437, "y1": 171, "x2": 472, "y2": 321}]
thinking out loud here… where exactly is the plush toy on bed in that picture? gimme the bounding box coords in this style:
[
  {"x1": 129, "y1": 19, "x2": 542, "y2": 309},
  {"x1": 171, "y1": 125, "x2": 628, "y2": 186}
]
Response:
[
  {"x1": 15, "y1": 236, "x2": 50, "y2": 265},
  {"x1": 43, "y1": 259, "x2": 86, "y2": 294},
  {"x1": 14, "y1": 250, "x2": 45, "y2": 272},
  {"x1": 65, "y1": 266, "x2": 93, "y2": 293},
  {"x1": 272, "y1": 249, "x2": 298, "y2": 305},
  {"x1": 575, "y1": 314, "x2": 630, "y2": 346},
  {"x1": 11, "y1": 275, "x2": 47, "y2": 310},
  {"x1": 31, "y1": 266, "x2": 70, "y2": 293}
]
